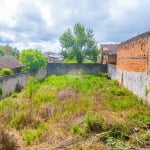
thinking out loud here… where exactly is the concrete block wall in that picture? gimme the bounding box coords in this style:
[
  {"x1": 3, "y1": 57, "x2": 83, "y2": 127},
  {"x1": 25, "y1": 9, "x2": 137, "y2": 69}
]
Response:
[
  {"x1": 108, "y1": 64, "x2": 150, "y2": 104},
  {"x1": 0, "y1": 68, "x2": 48, "y2": 98},
  {"x1": 117, "y1": 33, "x2": 150, "y2": 72},
  {"x1": 0, "y1": 64, "x2": 107, "y2": 98},
  {"x1": 47, "y1": 63, "x2": 107, "y2": 75}
]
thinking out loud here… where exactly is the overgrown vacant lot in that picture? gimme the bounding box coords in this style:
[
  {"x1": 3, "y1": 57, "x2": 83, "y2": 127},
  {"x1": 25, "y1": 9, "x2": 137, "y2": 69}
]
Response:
[{"x1": 0, "y1": 73, "x2": 149, "y2": 150}]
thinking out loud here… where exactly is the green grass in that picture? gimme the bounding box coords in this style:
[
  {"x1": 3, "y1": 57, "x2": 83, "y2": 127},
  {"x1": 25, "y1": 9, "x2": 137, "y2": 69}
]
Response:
[
  {"x1": 23, "y1": 122, "x2": 48, "y2": 144},
  {"x1": 0, "y1": 73, "x2": 149, "y2": 149}
]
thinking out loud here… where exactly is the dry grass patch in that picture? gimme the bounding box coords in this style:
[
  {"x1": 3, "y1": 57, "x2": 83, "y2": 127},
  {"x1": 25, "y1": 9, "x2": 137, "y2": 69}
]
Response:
[{"x1": 57, "y1": 87, "x2": 78, "y2": 101}]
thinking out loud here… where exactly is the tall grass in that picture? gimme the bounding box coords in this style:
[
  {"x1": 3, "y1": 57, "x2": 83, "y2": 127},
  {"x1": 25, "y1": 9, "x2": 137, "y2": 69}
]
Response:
[{"x1": 0, "y1": 73, "x2": 149, "y2": 149}]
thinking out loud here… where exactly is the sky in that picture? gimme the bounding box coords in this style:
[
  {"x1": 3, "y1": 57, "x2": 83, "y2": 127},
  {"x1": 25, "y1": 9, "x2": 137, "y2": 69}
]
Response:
[{"x1": 0, "y1": 0, "x2": 150, "y2": 52}]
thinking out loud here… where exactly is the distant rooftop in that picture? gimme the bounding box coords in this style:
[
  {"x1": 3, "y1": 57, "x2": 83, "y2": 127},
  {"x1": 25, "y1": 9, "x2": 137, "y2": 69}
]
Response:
[
  {"x1": 0, "y1": 56, "x2": 23, "y2": 69},
  {"x1": 100, "y1": 44, "x2": 118, "y2": 51}
]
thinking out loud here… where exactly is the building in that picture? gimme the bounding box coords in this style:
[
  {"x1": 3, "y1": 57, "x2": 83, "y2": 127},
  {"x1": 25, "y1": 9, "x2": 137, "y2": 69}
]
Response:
[
  {"x1": 98, "y1": 44, "x2": 118, "y2": 64},
  {"x1": 43, "y1": 51, "x2": 64, "y2": 63},
  {"x1": 0, "y1": 56, "x2": 23, "y2": 74},
  {"x1": 117, "y1": 31, "x2": 150, "y2": 72}
]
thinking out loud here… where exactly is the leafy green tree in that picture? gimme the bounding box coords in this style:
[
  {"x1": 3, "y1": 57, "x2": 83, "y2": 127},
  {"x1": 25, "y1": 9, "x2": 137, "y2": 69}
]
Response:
[
  {"x1": 20, "y1": 49, "x2": 47, "y2": 72},
  {"x1": 0, "y1": 48, "x2": 5, "y2": 56},
  {"x1": 0, "y1": 45, "x2": 20, "y2": 58},
  {"x1": 12, "y1": 48, "x2": 20, "y2": 58},
  {"x1": 59, "y1": 23, "x2": 98, "y2": 63}
]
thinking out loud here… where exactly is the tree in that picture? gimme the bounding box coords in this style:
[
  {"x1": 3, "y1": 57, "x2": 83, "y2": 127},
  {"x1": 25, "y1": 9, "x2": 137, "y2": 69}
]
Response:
[
  {"x1": 0, "y1": 45, "x2": 20, "y2": 58},
  {"x1": 20, "y1": 49, "x2": 47, "y2": 72},
  {"x1": 59, "y1": 23, "x2": 98, "y2": 63}
]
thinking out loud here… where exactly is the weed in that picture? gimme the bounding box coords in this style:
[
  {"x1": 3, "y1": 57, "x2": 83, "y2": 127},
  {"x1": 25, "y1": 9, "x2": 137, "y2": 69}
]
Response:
[
  {"x1": 0, "y1": 129, "x2": 24, "y2": 150},
  {"x1": 107, "y1": 137, "x2": 129, "y2": 150},
  {"x1": 84, "y1": 111, "x2": 107, "y2": 133},
  {"x1": 144, "y1": 85, "x2": 150, "y2": 96},
  {"x1": 128, "y1": 112, "x2": 150, "y2": 127},
  {"x1": 9, "y1": 110, "x2": 41, "y2": 129},
  {"x1": 109, "y1": 123, "x2": 131, "y2": 140},
  {"x1": 23, "y1": 123, "x2": 48, "y2": 145},
  {"x1": 71, "y1": 124, "x2": 87, "y2": 137},
  {"x1": 24, "y1": 77, "x2": 39, "y2": 98}
]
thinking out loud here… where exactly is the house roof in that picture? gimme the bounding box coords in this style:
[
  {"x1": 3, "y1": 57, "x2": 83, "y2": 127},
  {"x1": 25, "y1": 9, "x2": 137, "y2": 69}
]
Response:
[
  {"x1": 0, "y1": 56, "x2": 23, "y2": 69},
  {"x1": 100, "y1": 44, "x2": 118, "y2": 55},
  {"x1": 101, "y1": 44, "x2": 118, "y2": 51}
]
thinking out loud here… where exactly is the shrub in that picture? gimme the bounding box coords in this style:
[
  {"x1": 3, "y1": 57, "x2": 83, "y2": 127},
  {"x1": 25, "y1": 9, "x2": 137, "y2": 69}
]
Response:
[
  {"x1": 0, "y1": 68, "x2": 13, "y2": 76},
  {"x1": 109, "y1": 123, "x2": 131, "y2": 140},
  {"x1": 71, "y1": 124, "x2": 82, "y2": 134},
  {"x1": 84, "y1": 112, "x2": 107, "y2": 132},
  {"x1": 23, "y1": 123, "x2": 48, "y2": 144},
  {"x1": 99, "y1": 131, "x2": 110, "y2": 143},
  {"x1": 9, "y1": 110, "x2": 40, "y2": 129},
  {"x1": 138, "y1": 133, "x2": 150, "y2": 147},
  {"x1": 107, "y1": 137, "x2": 129, "y2": 150},
  {"x1": 71, "y1": 124, "x2": 87, "y2": 137},
  {"x1": 40, "y1": 103, "x2": 58, "y2": 121}
]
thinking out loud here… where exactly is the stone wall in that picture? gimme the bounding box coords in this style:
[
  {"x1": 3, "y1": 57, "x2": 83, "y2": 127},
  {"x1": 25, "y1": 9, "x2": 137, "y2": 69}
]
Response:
[
  {"x1": 47, "y1": 63, "x2": 107, "y2": 75},
  {"x1": 108, "y1": 64, "x2": 150, "y2": 104},
  {"x1": 117, "y1": 32, "x2": 150, "y2": 72}
]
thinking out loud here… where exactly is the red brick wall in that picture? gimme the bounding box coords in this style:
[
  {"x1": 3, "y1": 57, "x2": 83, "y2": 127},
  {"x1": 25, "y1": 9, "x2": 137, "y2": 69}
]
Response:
[{"x1": 117, "y1": 34, "x2": 150, "y2": 72}]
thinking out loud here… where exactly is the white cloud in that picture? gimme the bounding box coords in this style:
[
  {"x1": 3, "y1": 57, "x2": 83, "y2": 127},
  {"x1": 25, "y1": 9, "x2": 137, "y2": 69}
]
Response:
[
  {"x1": 0, "y1": 0, "x2": 150, "y2": 51},
  {"x1": 10, "y1": 39, "x2": 61, "y2": 52}
]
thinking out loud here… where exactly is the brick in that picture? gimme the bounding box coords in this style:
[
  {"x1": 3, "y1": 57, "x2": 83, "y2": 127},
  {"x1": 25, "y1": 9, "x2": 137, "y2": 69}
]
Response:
[{"x1": 117, "y1": 34, "x2": 150, "y2": 72}]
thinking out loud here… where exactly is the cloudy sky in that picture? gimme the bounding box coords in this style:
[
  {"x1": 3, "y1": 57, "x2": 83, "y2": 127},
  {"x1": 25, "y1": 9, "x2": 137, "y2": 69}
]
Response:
[{"x1": 0, "y1": 0, "x2": 150, "y2": 52}]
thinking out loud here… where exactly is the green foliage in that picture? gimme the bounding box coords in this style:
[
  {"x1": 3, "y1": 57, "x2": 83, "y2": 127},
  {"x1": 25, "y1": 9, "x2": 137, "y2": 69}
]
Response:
[
  {"x1": 107, "y1": 137, "x2": 129, "y2": 150},
  {"x1": 71, "y1": 124, "x2": 86, "y2": 137},
  {"x1": 108, "y1": 97, "x2": 137, "y2": 110},
  {"x1": 0, "y1": 87, "x2": 3, "y2": 98},
  {"x1": 59, "y1": 22, "x2": 98, "y2": 63},
  {"x1": 8, "y1": 110, "x2": 40, "y2": 129},
  {"x1": 24, "y1": 77, "x2": 39, "y2": 98},
  {"x1": 104, "y1": 84, "x2": 138, "y2": 110},
  {"x1": 109, "y1": 123, "x2": 131, "y2": 140},
  {"x1": 20, "y1": 49, "x2": 46, "y2": 72},
  {"x1": 128, "y1": 112, "x2": 150, "y2": 127},
  {"x1": 0, "y1": 68, "x2": 13, "y2": 76},
  {"x1": 0, "y1": 74, "x2": 149, "y2": 149},
  {"x1": 84, "y1": 111, "x2": 107, "y2": 132},
  {"x1": 23, "y1": 123, "x2": 48, "y2": 144},
  {"x1": 0, "y1": 45, "x2": 20, "y2": 58}
]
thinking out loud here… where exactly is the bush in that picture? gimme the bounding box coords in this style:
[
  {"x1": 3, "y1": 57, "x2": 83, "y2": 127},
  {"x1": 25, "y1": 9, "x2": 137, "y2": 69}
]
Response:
[
  {"x1": 0, "y1": 68, "x2": 13, "y2": 76},
  {"x1": 109, "y1": 123, "x2": 131, "y2": 140},
  {"x1": 107, "y1": 137, "x2": 129, "y2": 150},
  {"x1": 9, "y1": 111, "x2": 41, "y2": 129},
  {"x1": 23, "y1": 123, "x2": 48, "y2": 144},
  {"x1": 84, "y1": 112, "x2": 107, "y2": 132}
]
